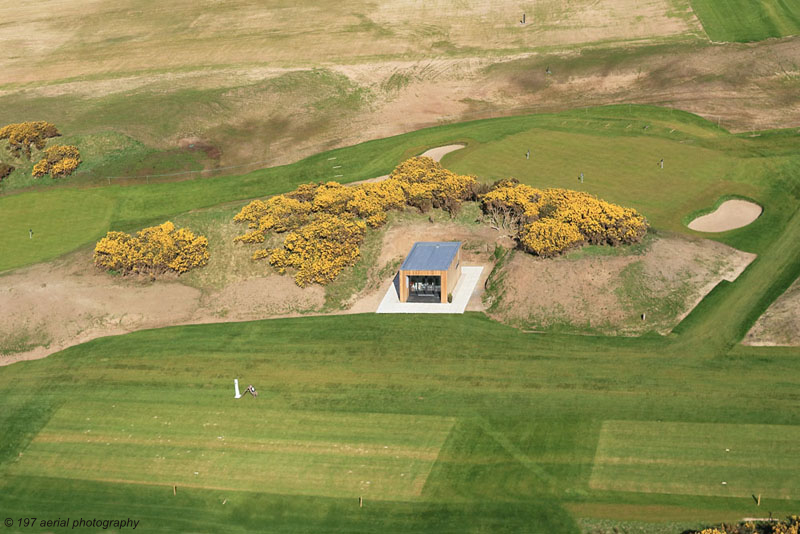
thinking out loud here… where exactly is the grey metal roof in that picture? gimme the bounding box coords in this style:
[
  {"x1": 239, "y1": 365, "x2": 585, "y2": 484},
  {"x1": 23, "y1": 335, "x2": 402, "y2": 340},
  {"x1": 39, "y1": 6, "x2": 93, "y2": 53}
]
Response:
[{"x1": 400, "y1": 242, "x2": 461, "y2": 271}]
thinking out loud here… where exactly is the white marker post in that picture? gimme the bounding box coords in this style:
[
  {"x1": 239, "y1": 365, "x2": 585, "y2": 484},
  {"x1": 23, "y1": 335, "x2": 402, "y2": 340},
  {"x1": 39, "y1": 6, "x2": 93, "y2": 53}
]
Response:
[{"x1": 234, "y1": 379, "x2": 242, "y2": 399}]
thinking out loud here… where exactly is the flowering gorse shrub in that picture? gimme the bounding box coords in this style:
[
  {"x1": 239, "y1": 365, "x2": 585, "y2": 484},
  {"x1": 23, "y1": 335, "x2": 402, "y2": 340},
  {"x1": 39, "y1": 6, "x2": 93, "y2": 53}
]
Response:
[
  {"x1": 263, "y1": 213, "x2": 366, "y2": 287},
  {"x1": 389, "y1": 156, "x2": 477, "y2": 214},
  {"x1": 233, "y1": 156, "x2": 477, "y2": 286},
  {"x1": 0, "y1": 121, "x2": 60, "y2": 159},
  {"x1": 93, "y1": 222, "x2": 209, "y2": 276},
  {"x1": 480, "y1": 181, "x2": 647, "y2": 257},
  {"x1": 689, "y1": 516, "x2": 799, "y2": 534},
  {"x1": 520, "y1": 218, "x2": 585, "y2": 257},
  {"x1": 32, "y1": 144, "x2": 81, "y2": 178}
]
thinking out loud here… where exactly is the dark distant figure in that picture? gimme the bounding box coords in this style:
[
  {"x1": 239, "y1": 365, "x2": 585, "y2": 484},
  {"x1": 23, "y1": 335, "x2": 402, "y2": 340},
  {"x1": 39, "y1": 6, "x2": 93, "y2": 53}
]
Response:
[
  {"x1": 659, "y1": 158, "x2": 664, "y2": 169},
  {"x1": 526, "y1": 149, "x2": 530, "y2": 160},
  {"x1": 522, "y1": 13, "x2": 526, "y2": 24},
  {"x1": 29, "y1": 228, "x2": 33, "y2": 239},
  {"x1": 546, "y1": 66, "x2": 552, "y2": 75}
]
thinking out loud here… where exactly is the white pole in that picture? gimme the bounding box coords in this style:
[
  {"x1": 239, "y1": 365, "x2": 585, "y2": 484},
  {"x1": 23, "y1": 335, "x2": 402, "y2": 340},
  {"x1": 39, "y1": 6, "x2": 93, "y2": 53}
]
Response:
[{"x1": 234, "y1": 379, "x2": 242, "y2": 399}]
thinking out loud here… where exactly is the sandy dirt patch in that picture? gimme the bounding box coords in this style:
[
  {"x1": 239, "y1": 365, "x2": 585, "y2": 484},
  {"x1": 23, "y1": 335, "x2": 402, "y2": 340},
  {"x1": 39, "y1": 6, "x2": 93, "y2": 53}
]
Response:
[
  {"x1": 0, "y1": 250, "x2": 324, "y2": 367},
  {"x1": 743, "y1": 277, "x2": 800, "y2": 346},
  {"x1": 490, "y1": 236, "x2": 755, "y2": 335},
  {"x1": 688, "y1": 199, "x2": 762, "y2": 232}
]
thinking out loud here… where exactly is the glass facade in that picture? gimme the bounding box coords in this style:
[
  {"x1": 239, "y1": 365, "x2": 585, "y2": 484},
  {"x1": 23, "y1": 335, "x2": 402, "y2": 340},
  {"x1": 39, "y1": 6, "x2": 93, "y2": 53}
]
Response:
[{"x1": 407, "y1": 275, "x2": 441, "y2": 303}]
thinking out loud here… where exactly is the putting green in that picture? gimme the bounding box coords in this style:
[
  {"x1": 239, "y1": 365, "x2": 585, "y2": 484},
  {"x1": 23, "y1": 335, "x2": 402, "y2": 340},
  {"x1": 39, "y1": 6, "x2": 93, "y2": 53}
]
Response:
[
  {"x1": 0, "y1": 189, "x2": 114, "y2": 272},
  {"x1": 9, "y1": 401, "x2": 454, "y2": 500},
  {"x1": 590, "y1": 420, "x2": 800, "y2": 499},
  {"x1": 444, "y1": 127, "x2": 746, "y2": 232}
]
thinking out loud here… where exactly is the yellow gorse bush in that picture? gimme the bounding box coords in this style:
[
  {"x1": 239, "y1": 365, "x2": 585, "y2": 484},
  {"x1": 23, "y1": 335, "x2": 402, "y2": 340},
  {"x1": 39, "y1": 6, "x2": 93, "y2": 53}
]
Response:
[
  {"x1": 265, "y1": 213, "x2": 366, "y2": 287},
  {"x1": 32, "y1": 144, "x2": 82, "y2": 178},
  {"x1": 93, "y1": 221, "x2": 209, "y2": 276},
  {"x1": 0, "y1": 121, "x2": 60, "y2": 159},
  {"x1": 233, "y1": 156, "x2": 477, "y2": 286},
  {"x1": 691, "y1": 516, "x2": 799, "y2": 534},
  {"x1": 520, "y1": 218, "x2": 585, "y2": 257},
  {"x1": 389, "y1": 156, "x2": 477, "y2": 213},
  {"x1": 232, "y1": 196, "x2": 312, "y2": 242},
  {"x1": 480, "y1": 182, "x2": 647, "y2": 257},
  {"x1": 543, "y1": 188, "x2": 647, "y2": 246}
]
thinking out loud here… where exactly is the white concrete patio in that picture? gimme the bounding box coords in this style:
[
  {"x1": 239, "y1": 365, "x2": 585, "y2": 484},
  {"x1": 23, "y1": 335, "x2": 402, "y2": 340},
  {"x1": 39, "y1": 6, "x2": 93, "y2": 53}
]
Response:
[{"x1": 376, "y1": 266, "x2": 484, "y2": 314}]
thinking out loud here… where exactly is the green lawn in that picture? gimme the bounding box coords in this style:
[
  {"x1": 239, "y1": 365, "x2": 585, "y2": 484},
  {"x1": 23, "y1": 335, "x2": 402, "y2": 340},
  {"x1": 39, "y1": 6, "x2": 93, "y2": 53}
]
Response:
[
  {"x1": 1, "y1": 313, "x2": 799, "y2": 532},
  {"x1": 443, "y1": 125, "x2": 747, "y2": 234},
  {"x1": 0, "y1": 189, "x2": 114, "y2": 271},
  {"x1": 10, "y1": 400, "x2": 453, "y2": 500},
  {"x1": 690, "y1": 0, "x2": 800, "y2": 42},
  {"x1": 591, "y1": 420, "x2": 800, "y2": 498}
]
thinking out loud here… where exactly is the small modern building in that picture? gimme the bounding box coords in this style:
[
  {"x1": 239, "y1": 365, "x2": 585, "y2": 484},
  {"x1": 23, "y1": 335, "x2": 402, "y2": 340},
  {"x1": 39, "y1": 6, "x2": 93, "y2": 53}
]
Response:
[{"x1": 398, "y1": 242, "x2": 461, "y2": 303}]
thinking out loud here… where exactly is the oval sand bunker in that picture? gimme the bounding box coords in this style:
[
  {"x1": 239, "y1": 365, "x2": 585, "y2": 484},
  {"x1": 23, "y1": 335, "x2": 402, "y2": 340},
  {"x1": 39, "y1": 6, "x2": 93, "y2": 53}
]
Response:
[{"x1": 688, "y1": 199, "x2": 762, "y2": 232}]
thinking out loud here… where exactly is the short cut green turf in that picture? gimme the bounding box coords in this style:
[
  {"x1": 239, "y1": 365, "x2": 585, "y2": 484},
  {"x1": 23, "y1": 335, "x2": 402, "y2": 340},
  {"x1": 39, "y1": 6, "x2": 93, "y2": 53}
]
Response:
[
  {"x1": 0, "y1": 189, "x2": 114, "y2": 271},
  {"x1": 590, "y1": 420, "x2": 800, "y2": 499},
  {"x1": 689, "y1": 0, "x2": 800, "y2": 42},
  {"x1": 9, "y1": 401, "x2": 454, "y2": 500}
]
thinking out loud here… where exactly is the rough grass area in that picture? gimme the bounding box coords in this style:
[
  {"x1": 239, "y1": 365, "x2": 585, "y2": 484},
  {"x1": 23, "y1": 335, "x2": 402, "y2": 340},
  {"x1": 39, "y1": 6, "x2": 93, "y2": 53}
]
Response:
[
  {"x1": 590, "y1": 420, "x2": 800, "y2": 498},
  {"x1": 1, "y1": 0, "x2": 700, "y2": 84},
  {"x1": 10, "y1": 401, "x2": 453, "y2": 500},
  {"x1": 689, "y1": 0, "x2": 800, "y2": 42}
]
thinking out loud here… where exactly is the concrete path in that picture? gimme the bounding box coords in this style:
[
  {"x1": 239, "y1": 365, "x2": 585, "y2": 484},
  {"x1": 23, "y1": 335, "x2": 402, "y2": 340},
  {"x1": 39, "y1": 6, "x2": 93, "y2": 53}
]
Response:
[{"x1": 376, "y1": 266, "x2": 484, "y2": 314}]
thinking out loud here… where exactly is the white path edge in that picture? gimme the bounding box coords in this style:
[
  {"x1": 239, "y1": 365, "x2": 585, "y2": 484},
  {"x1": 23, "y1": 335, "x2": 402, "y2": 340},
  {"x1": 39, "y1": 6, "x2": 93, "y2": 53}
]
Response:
[{"x1": 376, "y1": 266, "x2": 484, "y2": 314}]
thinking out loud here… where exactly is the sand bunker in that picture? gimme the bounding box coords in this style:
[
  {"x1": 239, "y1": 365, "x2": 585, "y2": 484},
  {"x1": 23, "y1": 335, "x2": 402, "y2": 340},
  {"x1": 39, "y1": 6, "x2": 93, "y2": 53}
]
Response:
[
  {"x1": 418, "y1": 144, "x2": 466, "y2": 162},
  {"x1": 688, "y1": 199, "x2": 762, "y2": 232},
  {"x1": 349, "y1": 144, "x2": 465, "y2": 186}
]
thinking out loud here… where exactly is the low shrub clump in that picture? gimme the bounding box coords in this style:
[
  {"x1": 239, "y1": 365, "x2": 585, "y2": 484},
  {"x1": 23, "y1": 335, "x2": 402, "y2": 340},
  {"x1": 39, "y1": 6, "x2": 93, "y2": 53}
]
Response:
[
  {"x1": 93, "y1": 221, "x2": 209, "y2": 276},
  {"x1": 0, "y1": 121, "x2": 60, "y2": 159},
  {"x1": 262, "y1": 213, "x2": 367, "y2": 287},
  {"x1": 233, "y1": 156, "x2": 477, "y2": 286},
  {"x1": 389, "y1": 156, "x2": 478, "y2": 215},
  {"x1": 0, "y1": 121, "x2": 82, "y2": 180},
  {"x1": 481, "y1": 180, "x2": 647, "y2": 257},
  {"x1": 0, "y1": 163, "x2": 14, "y2": 182},
  {"x1": 32, "y1": 144, "x2": 82, "y2": 178},
  {"x1": 690, "y1": 515, "x2": 799, "y2": 534}
]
